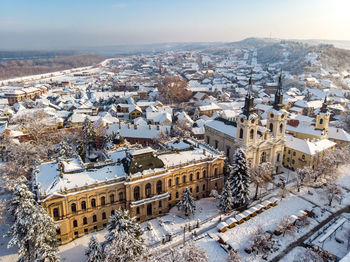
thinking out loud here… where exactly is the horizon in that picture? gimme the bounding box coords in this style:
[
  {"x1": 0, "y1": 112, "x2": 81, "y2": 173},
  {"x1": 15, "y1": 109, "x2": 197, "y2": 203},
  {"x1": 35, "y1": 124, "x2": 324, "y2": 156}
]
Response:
[{"x1": 1, "y1": 0, "x2": 350, "y2": 50}]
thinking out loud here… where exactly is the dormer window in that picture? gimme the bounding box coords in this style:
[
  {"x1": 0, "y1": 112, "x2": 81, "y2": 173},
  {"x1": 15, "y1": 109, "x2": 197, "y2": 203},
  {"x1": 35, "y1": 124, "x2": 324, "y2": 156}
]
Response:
[{"x1": 320, "y1": 118, "x2": 323, "y2": 125}]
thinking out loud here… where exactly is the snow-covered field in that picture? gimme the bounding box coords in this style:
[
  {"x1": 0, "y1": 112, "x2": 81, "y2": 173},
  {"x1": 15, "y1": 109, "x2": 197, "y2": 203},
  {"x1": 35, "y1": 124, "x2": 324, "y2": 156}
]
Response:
[{"x1": 2, "y1": 165, "x2": 350, "y2": 262}]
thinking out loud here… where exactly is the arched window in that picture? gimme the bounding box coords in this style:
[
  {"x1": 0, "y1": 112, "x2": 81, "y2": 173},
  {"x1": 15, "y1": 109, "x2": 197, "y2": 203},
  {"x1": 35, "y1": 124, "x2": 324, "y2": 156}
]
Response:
[
  {"x1": 136, "y1": 207, "x2": 140, "y2": 214},
  {"x1": 196, "y1": 186, "x2": 199, "y2": 193},
  {"x1": 176, "y1": 192, "x2": 179, "y2": 198},
  {"x1": 202, "y1": 184, "x2": 206, "y2": 191},
  {"x1": 250, "y1": 129, "x2": 254, "y2": 139},
  {"x1": 156, "y1": 180, "x2": 162, "y2": 195},
  {"x1": 83, "y1": 217, "x2": 87, "y2": 225},
  {"x1": 261, "y1": 152, "x2": 267, "y2": 163},
  {"x1": 277, "y1": 153, "x2": 281, "y2": 162},
  {"x1": 196, "y1": 172, "x2": 200, "y2": 180},
  {"x1": 110, "y1": 194, "x2": 115, "y2": 203},
  {"x1": 269, "y1": 123, "x2": 273, "y2": 132},
  {"x1": 73, "y1": 220, "x2": 78, "y2": 227},
  {"x1": 214, "y1": 168, "x2": 218, "y2": 177},
  {"x1": 239, "y1": 128, "x2": 243, "y2": 139},
  {"x1": 176, "y1": 177, "x2": 179, "y2": 185},
  {"x1": 168, "y1": 179, "x2": 172, "y2": 187},
  {"x1": 302, "y1": 154, "x2": 305, "y2": 161},
  {"x1": 111, "y1": 210, "x2": 115, "y2": 216},
  {"x1": 182, "y1": 175, "x2": 186, "y2": 184},
  {"x1": 119, "y1": 192, "x2": 123, "y2": 201},
  {"x1": 190, "y1": 174, "x2": 193, "y2": 181},
  {"x1": 102, "y1": 212, "x2": 106, "y2": 220},
  {"x1": 134, "y1": 186, "x2": 140, "y2": 201},
  {"x1": 203, "y1": 170, "x2": 206, "y2": 178},
  {"x1": 91, "y1": 198, "x2": 96, "y2": 208},
  {"x1": 190, "y1": 188, "x2": 192, "y2": 193},
  {"x1": 145, "y1": 183, "x2": 152, "y2": 198},
  {"x1": 71, "y1": 203, "x2": 77, "y2": 213},
  {"x1": 101, "y1": 196, "x2": 105, "y2": 206},
  {"x1": 320, "y1": 118, "x2": 323, "y2": 125},
  {"x1": 81, "y1": 201, "x2": 86, "y2": 210},
  {"x1": 93, "y1": 215, "x2": 97, "y2": 222},
  {"x1": 279, "y1": 123, "x2": 283, "y2": 133}
]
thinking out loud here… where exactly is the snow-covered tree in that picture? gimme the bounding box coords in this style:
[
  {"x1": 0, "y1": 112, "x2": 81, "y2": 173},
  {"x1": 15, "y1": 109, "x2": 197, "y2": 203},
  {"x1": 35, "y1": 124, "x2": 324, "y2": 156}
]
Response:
[
  {"x1": 295, "y1": 246, "x2": 336, "y2": 262},
  {"x1": 249, "y1": 225, "x2": 275, "y2": 256},
  {"x1": 295, "y1": 166, "x2": 313, "y2": 192},
  {"x1": 219, "y1": 181, "x2": 234, "y2": 213},
  {"x1": 5, "y1": 183, "x2": 59, "y2": 262},
  {"x1": 229, "y1": 149, "x2": 250, "y2": 206},
  {"x1": 58, "y1": 140, "x2": 75, "y2": 159},
  {"x1": 159, "y1": 242, "x2": 208, "y2": 262},
  {"x1": 104, "y1": 231, "x2": 144, "y2": 262},
  {"x1": 277, "y1": 216, "x2": 297, "y2": 237},
  {"x1": 227, "y1": 249, "x2": 241, "y2": 262},
  {"x1": 85, "y1": 236, "x2": 104, "y2": 262},
  {"x1": 81, "y1": 117, "x2": 96, "y2": 147},
  {"x1": 177, "y1": 187, "x2": 196, "y2": 216},
  {"x1": 249, "y1": 162, "x2": 273, "y2": 200},
  {"x1": 320, "y1": 182, "x2": 343, "y2": 206},
  {"x1": 105, "y1": 208, "x2": 143, "y2": 244}
]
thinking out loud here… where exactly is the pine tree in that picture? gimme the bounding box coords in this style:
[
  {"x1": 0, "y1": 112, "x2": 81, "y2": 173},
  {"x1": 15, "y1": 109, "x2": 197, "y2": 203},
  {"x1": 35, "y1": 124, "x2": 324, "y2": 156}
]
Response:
[
  {"x1": 58, "y1": 140, "x2": 75, "y2": 159},
  {"x1": 104, "y1": 231, "x2": 145, "y2": 262},
  {"x1": 230, "y1": 148, "x2": 250, "y2": 206},
  {"x1": 85, "y1": 236, "x2": 104, "y2": 262},
  {"x1": 177, "y1": 187, "x2": 196, "y2": 216},
  {"x1": 105, "y1": 208, "x2": 143, "y2": 245},
  {"x1": 5, "y1": 183, "x2": 59, "y2": 262},
  {"x1": 81, "y1": 117, "x2": 96, "y2": 147},
  {"x1": 219, "y1": 181, "x2": 234, "y2": 213}
]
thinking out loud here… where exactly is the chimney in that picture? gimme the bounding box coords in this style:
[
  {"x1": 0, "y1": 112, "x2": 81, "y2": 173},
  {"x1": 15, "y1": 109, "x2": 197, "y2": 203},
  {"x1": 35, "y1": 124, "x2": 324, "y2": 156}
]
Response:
[
  {"x1": 157, "y1": 125, "x2": 160, "y2": 130},
  {"x1": 203, "y1": 149, "x2": 206, "y2": 155},
  {"x1": 128, "y1": 123, "x2": 131, "y2": 129},
  {"x1": 134, "y1": 124, "x2": 138, "y2": 130},
  {"x1": 149, "y1": 124, "x2": 152, "y2": 130}
]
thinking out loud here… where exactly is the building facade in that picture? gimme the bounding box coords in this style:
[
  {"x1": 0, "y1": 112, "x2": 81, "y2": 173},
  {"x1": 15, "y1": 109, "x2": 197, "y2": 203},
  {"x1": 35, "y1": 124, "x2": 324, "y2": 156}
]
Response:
[
  {"x1": 34, "y1": 140, "x2": 225, "y2": 244},
  {"x1": 204, "y1": 76, "x2": 287, "y2": 173}
]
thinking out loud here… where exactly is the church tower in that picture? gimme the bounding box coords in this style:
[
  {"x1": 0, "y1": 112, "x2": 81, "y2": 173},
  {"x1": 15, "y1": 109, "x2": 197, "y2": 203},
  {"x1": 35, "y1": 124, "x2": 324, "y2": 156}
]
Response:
[
  {"x1": 315, "y1": 96, "x2": 330, "y2": 133},
  {"x1": 236, "y1": 76, "x2": 258, "y2": 146},
  {"x1": 267, "y1": 74, "x2": 288, "y2": 139}
]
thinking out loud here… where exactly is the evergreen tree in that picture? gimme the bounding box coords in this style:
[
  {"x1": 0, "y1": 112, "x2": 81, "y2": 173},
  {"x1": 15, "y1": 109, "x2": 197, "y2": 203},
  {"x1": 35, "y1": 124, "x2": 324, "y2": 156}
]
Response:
[
  {"x1": 219, "y1": 181, "x2": 234, "y2": 213},
  {"x1": 105, "y1": 208, "x2": 143, "y2": 245},
  {"x1": 5, "y1": 183, "x2": 59, "y2": 262},
  {"x1": 81, "y1": 117, "x2": 96, "y2": 147},
  {"x1": 230, "y1": 149, "x2": 250, "y2": 206},
  {"x1": 104, "y1": 231, "x2": 144, "y2": 262},
  {"x1": 85, "y1": 236, "x2": 104, "y2": 262},
  {"x1": 58, "y1": 140, "x2": 75, "y2": 159},
  {"x1": 177, "y1": 187, "x2": 196, "y2": 216}
]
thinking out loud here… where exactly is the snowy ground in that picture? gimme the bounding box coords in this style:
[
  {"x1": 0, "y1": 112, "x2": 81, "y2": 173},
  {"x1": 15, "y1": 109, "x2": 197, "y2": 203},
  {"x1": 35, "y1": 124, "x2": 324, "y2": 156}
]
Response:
[{"x1": 2, "y1": 165, "x2": 350, "y2": 261}]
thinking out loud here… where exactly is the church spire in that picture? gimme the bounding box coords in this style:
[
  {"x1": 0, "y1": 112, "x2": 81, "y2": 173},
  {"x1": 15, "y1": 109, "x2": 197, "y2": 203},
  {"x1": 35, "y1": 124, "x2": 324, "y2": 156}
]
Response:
[
  {"x1": 273, "y1": 73, "x2": 284, "y2": 110},
  {"x1": 320, "y1": 95, "x2": 328, "y2": 113},
  {"x1": 242, "y1": 75, "x2": 254, "y2": 118}
]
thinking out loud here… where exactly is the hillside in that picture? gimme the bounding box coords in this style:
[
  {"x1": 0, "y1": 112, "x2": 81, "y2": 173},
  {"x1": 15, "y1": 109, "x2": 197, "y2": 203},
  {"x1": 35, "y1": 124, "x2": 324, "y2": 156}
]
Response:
[{"x1": 0, "y1": 55, "x2": 104, "y2": 80}]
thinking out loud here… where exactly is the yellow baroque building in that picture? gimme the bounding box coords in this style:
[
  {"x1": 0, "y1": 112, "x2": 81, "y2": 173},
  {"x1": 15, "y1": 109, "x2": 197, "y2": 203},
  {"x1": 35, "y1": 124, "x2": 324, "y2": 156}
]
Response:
[{"x1": 34, "y1": 139, "x2": 225, "y2": 244}]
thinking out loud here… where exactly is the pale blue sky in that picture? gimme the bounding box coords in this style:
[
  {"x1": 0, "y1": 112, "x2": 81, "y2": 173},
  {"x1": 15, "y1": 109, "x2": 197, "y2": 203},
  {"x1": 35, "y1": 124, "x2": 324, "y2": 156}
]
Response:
[{"x1": 0, "y1": 0, "x2": 349, "y2": 49}]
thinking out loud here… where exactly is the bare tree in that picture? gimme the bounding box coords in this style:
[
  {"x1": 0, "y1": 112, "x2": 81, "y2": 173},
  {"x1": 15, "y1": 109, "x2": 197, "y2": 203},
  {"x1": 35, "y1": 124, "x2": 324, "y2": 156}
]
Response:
[
  {"x1": 249, "y1": 225, "x2": 275, "y2": 256},
  {"x1": 320, "y1": 182, "x2": 343, "y2": 206},
  {"x1": 250, "y1": 162, "x2": 273, "y2": 200},
  {"x1": 294, "y1": 246, "x2": 336, "y2": 262},
  {"x1": 277, "y1": 216, "x2": 297, "y2": 237},
  {"x1": 227, "y1": 249, "x2": 241, "y2": 262},
  {"x1": 158, "y1": 76, "x2": 192, "y2": 104},
  {"x1": 295, "y1": 167, "x2": 313, "y2": 192}
]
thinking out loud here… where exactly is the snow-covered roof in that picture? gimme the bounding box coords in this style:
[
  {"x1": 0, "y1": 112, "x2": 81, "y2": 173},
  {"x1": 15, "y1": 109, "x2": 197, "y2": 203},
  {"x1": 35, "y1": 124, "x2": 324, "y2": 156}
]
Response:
[
  {"x1": 328, "y1": 127, "x2": 350, "y2": 142},
  {"x1": 285, "y1": 135, "x2": 336, "y2": 155},
  {"x1": 205, "y1": 119, "x2": 237, "y2": 137}
]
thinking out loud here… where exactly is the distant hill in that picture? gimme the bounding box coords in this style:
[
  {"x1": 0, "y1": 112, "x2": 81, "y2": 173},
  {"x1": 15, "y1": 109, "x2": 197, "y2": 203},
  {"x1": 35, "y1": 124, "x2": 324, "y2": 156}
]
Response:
[{"x1": 0, "y1": 55, "x2": 104, "y2": 80}]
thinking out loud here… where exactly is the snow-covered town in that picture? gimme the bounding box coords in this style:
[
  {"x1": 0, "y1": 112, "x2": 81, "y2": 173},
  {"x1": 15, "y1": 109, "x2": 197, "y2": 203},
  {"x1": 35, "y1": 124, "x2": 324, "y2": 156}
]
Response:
[{"x1": 2, "y1": 1, "x2": 350, "y2": 262}]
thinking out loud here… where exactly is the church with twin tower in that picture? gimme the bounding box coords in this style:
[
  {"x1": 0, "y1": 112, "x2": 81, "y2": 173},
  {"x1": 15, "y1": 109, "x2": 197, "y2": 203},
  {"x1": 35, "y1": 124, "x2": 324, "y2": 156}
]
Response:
[{"x1": 204, "y1": 75, "x2": 288, "y2": 173}]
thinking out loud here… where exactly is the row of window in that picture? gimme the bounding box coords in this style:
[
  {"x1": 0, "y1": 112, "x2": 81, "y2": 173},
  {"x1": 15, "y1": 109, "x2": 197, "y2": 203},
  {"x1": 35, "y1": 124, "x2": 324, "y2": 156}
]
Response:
[
  {"x1": 285, "y1": 148, "x2": 306, "y2": 160},
  {"x1": 70, "y1": 193, "x2": 124, "y2": 213},
  {"x1": 133, "y1": 180, "x2": 163, "y2": 200},
  {"x1": 72, "y1": 210, "x2": 113, "y2": 228}
]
